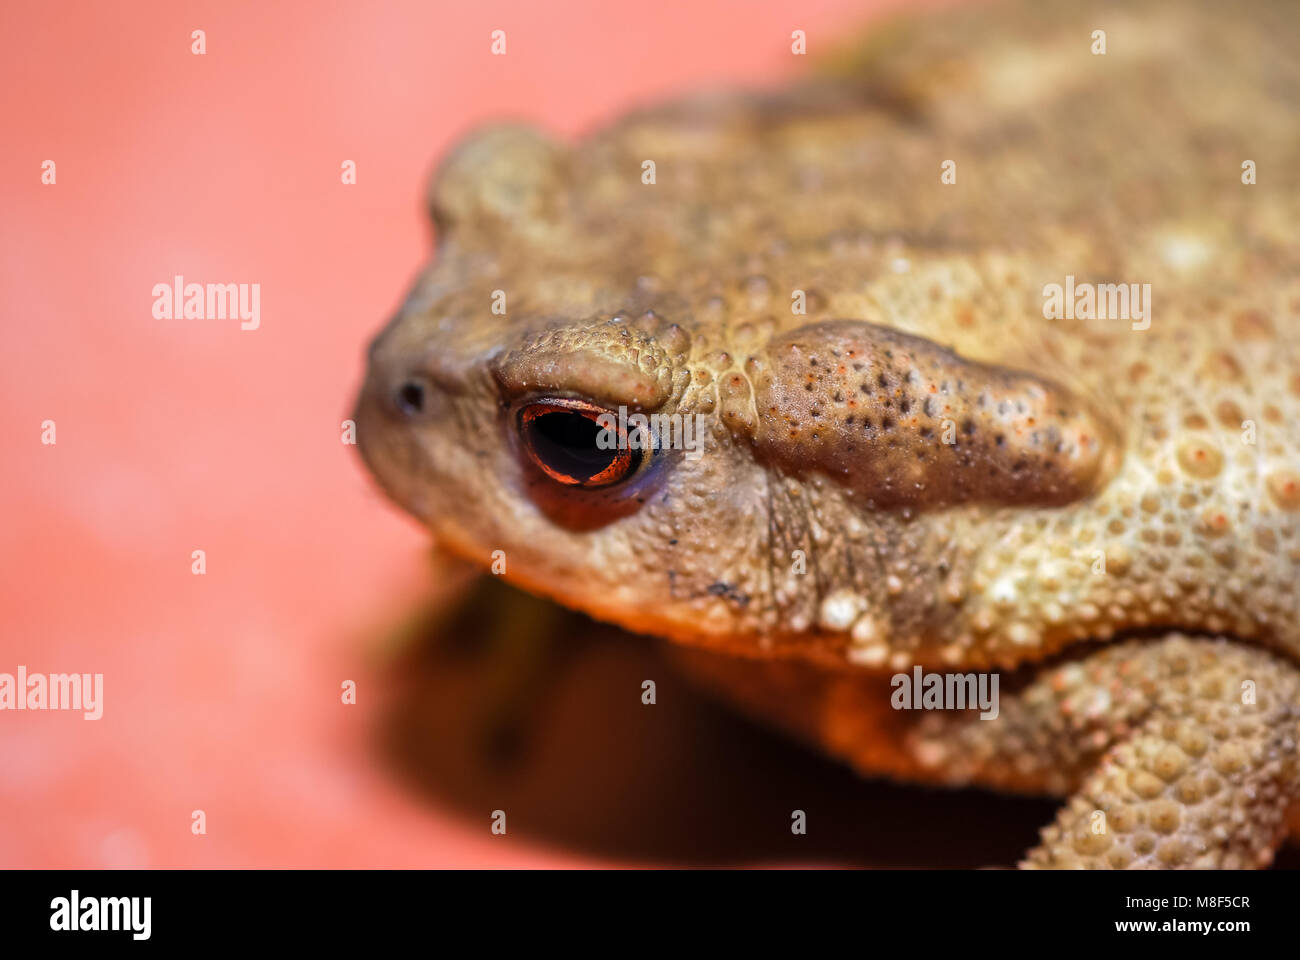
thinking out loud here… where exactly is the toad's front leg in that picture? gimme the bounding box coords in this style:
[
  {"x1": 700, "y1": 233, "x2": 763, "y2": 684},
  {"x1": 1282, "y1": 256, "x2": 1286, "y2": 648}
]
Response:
[{"x1": 907, "y1": 635, "x2": 1300, "y2": 868}]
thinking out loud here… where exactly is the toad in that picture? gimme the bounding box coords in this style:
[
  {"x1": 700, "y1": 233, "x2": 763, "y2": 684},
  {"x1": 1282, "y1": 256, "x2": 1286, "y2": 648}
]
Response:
[{"x1": 355, "y1": 0, "x2": 1300, "y2": 867}]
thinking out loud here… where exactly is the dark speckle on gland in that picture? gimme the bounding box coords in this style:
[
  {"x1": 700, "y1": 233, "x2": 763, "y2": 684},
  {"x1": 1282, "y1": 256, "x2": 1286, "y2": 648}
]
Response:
[{"x1": 747, "y1": 320, "x2": 1117, "y2": 508}]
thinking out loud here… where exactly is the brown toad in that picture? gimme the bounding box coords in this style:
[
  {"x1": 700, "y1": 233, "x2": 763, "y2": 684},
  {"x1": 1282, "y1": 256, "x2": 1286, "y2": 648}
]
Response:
[{"x1": 354, "y1": 0, "x2": 1300, "y2": 867}]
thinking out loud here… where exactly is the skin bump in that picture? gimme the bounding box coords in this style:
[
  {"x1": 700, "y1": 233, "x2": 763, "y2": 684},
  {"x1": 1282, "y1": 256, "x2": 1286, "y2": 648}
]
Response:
[{"x1": 747, "y1": 320, "x2": 1116, "y2": 508}]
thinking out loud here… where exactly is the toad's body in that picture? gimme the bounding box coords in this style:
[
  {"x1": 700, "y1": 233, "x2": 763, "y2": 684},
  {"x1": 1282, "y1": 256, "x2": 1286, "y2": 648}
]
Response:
[{"x1": 356, "y1": 0, "x2": 1300, "y2": 867}]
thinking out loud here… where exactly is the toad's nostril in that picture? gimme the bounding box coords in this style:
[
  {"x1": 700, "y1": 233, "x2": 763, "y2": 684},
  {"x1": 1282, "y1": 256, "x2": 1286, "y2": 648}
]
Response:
[{"x1": 394, "y1": 377, "x2": 427, "y2": 417}]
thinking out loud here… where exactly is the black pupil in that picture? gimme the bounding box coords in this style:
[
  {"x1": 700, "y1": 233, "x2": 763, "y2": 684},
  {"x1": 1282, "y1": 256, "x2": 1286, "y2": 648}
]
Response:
[
  {"x1": 396, "y1": 380, "x2": 425, "y2": 415},
  {"x1": 525, "y1": 411, "x2": 630, "y2": 484}
]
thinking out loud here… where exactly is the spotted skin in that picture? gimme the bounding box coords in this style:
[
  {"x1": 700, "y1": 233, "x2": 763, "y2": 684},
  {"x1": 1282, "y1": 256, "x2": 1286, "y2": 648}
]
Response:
[{"x1": 354, "y1": 0, "x2": 1300, "y2": 866}]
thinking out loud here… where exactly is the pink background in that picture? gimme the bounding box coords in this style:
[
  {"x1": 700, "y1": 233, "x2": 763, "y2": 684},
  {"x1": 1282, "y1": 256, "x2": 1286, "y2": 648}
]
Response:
[{"x1": 0, "y1": 0, "x2": 978, "y2": 868}]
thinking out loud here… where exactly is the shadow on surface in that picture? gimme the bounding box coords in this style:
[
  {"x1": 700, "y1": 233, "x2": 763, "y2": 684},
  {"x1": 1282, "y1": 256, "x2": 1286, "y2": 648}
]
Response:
[{"x1": 378, "y1": 576, "x2": 1299, "y2": 868}]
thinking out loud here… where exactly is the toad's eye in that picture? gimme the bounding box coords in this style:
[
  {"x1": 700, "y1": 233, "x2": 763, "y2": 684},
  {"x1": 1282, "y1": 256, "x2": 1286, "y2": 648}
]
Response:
[{"x1": 517, "y1": 399, "x2": 642, "y2": 488}]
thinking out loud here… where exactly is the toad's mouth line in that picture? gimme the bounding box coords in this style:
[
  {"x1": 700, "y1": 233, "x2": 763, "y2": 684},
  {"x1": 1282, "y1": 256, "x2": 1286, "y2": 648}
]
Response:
[{"x1": 418, "y1": 516, "x2": 1284, "y2": 673}]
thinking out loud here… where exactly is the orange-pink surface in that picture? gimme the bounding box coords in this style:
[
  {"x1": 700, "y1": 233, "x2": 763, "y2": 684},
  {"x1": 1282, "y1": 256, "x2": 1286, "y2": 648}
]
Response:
[{"x1": 1, "y1": 0, "x2": 927, "y2": 867}]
